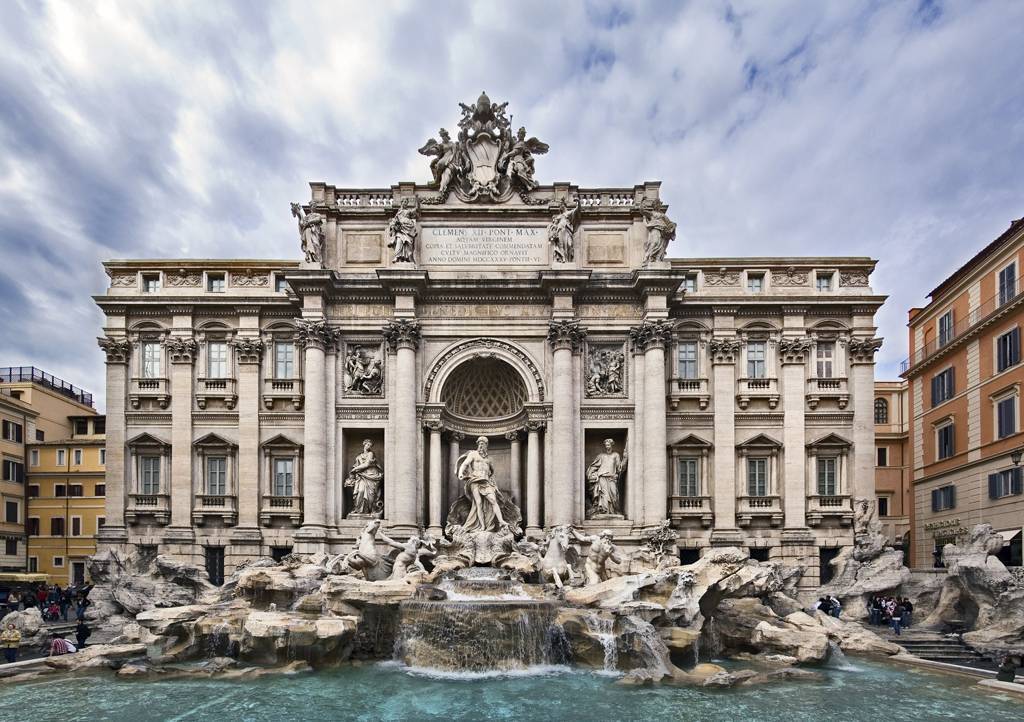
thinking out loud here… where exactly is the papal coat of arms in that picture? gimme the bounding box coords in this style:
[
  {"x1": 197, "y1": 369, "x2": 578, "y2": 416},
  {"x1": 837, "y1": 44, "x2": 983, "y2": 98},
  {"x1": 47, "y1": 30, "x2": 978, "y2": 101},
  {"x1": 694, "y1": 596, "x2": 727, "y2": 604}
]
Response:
[{"x1": 418, "y1": 92, "x2": 549, "y2": 203}]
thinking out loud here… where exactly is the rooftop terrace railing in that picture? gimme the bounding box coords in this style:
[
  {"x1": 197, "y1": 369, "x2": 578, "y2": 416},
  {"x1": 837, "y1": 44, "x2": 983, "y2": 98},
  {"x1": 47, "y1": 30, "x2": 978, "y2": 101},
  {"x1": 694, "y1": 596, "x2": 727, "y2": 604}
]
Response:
[
  {"x1": 901, "y1": 274, "x2": 1024, "y2": 375},
  {"x1": 0, "y1": 366, "x2": 94, "y2": 407}
]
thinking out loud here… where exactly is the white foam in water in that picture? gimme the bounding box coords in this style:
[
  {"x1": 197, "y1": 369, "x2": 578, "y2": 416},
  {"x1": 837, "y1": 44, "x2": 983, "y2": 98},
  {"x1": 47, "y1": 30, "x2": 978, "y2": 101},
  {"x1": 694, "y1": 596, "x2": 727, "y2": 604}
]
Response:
[
  {"x1": 826, "y1": 641, "x2": 861, "y2": 671},
  {"x1": 378, "y1": 660, "x2": 574, "y2": 681}
]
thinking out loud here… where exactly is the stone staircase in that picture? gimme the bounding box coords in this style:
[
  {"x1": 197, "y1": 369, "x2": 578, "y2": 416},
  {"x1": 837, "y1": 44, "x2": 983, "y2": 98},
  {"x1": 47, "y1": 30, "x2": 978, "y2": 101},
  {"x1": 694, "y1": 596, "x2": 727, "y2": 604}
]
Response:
[{"x1": 880, "y1": 628, "x2": 992, "y2": 667}]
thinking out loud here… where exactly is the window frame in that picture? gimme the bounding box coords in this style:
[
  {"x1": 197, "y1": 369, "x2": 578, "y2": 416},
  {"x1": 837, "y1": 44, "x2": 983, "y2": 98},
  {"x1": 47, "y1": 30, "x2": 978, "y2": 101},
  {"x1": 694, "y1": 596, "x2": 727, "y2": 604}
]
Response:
[
  {"x1": 747, "y1": 273, "x2": 765, "y2": 293},
  {"x1": 207, "y1": 341, "x2": 229, "y2": 378},
  {"x1": 816, "y1": 271, "x2": 834, "y2": 292},
  {"x1": 937, "y1": 309, "x2": 954, "y2": 347},
  {"x1": 746, "y1": 341, "x2": 767, "y2": 379},
  {"x1": 141, "y1": 272, "x2": 161, "y2": 293},
  {"x1": 206, "y1": 272, "x2": 226, "y2": 293},
  {"x1": 931, "y1": 367, "x2": 955, "y2": 407},
  {"x1": 4, "y1": 500, "x2": 18, "y2": 524},
  {"x1": 877, "y1": 446, "x2": 888, "y2": 467},
  {"x1": 816, "y1": 456, "x2": 838, "y2": 496},
  {"x1": 936, "y1": 420, "x2": 956, "y2": 461},
  {"x1": 273, "y1": 457, "x2": 295, "y2": 497},
  {"x1": 996, "y1": 326, "x2": 1021, "y2": 373},
  {"x1": 815, "y1": 341, "x2": 835, "y2": 379},
  {"x1": 877, "y1": 496, "x2": 890, "y2": 517},
  {"x1": 998, "y1": 260, "x2": 1017, "y2": 307},
  {"x1": 677, "y1": 340, "x2": 699, "y2": 380},
  {"x1": 677, "y1": 457, "x2": 700, "y2": 497},
  {"x1": 746, "y1": 456, "x2": 769, "y2": 497},
  {"x1": 996, "y1": 391, "x2": 1018, "y2": 440},
  {"x1": 275, "y1": 341, "x2": 296, "y2": 379},
  {"x1": 141, "y1": 341, "x2": 162, "y2": 379},
  {"x1": 140, "y1": 455, "x2": 162, "y2": 495},
  {"x1": 206, "y1": 455, "x2": 227, "y2": 496},
  {"x1": 73, "y1": 448, "x2": 82, "y2": 466}
]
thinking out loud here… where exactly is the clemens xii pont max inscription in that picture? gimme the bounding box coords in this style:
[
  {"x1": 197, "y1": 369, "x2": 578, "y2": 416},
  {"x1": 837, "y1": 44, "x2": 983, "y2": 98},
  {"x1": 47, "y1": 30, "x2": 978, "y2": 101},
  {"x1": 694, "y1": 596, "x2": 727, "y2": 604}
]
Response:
[{"x1": 94, "y1": 92, "x2": 884, "y2": 588}]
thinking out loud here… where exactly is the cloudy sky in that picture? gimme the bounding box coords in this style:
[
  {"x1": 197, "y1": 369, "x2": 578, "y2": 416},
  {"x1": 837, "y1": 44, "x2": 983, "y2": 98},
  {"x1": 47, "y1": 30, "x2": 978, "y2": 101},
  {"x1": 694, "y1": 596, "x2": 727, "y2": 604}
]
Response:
[{"x1": 2, "y1": 0, "x2": 1023, "y2": 409}]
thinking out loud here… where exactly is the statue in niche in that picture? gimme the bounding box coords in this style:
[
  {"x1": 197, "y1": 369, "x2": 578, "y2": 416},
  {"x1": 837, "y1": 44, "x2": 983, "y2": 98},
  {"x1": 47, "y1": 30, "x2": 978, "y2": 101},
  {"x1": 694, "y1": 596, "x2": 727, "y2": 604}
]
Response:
[
  {"x1": 387, "y1": 197, "x2": 418, "y2": 264},
  {"x1": 586, "y1": 439, "x2": 627, "y2": 517},
  {"x1": 344, "y1": 346, "x2": 383, "y2": 395},
  {"x1": 498, "y1": 126, "x2": 549, "y2": 192},
  {"x1": 344, "y1": 439, "x2": 384, "y2": 518},
  {"x1": 570, "y1": 528, "x2": 624, "y2": 586},
  {"x1": 586, "y1": 348, "x2": 624, "y2": 396},
  {"x1": 641, "y1": 204, "x2": 676, "y2": 266},
  {"x1": 418, "y1": 127, "x2": 464, "y2": 197},
  {"x1": 446, "y1": 436, "x2": 522, "y2": 534},
  {"x1": 547, "y1": 200, "x2": 579, "y2": 263},
  {"x1": 290, "y1": 202, "x2": 325, "y2": 266}
]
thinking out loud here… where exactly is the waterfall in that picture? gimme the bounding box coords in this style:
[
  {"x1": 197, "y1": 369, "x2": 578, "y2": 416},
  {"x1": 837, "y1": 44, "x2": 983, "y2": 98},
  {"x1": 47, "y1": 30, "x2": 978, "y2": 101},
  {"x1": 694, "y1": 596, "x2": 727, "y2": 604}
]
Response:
[
  {"x1": 826, "y1": 641, "x2": 858, "y2": 671},
  {"x1": 583, "y1": 614, "x2": 618, "y2": 673}
]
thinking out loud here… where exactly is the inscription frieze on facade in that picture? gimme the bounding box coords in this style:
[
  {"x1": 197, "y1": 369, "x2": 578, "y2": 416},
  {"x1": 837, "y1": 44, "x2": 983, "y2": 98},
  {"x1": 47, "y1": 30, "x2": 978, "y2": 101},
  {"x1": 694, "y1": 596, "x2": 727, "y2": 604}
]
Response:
[
  {"x1": 327, "y1": 304, "x2": 392, "y2": 319},
  {"x1": 420, "y1": 226, "x2": 547, "y2": 265},
  {"x1": 418, "y1": 303, "x2": 549, "y2": 318}
]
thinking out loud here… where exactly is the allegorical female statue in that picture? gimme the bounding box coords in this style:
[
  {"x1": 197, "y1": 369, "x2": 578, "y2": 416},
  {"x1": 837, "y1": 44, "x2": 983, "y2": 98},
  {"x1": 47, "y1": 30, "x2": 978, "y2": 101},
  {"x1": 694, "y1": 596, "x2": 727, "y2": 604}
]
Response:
[
  {"x1": 344, "y1": 439, "x2": 383, "y2": 518},
  {"x1": 446, "y1": 436, "x2": 522, "y2": 533},
  {"x1": 642, "y1": 205, "x2": 676, "y2": 266},
  {"x1": 547, "y1": 200, "x2": 579, "y2": 263},
  {"x1": 387, "y1": 198, "x2": 418, "y2": 263},
  {"x1": 586, "y1": 439, "x2": 627, "y2": 517},
  {"x1": 290, "y1": 202, "x2": 325, "y2": 266}
]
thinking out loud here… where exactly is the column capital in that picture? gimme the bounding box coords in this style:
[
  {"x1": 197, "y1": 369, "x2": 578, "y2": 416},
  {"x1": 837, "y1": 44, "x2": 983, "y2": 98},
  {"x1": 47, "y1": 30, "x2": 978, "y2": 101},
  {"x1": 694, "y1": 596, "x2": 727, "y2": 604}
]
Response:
[
  {"x1": 629, "y1": 319, "x2": 674, "y2": 352},
  {"x1": 777, "y1": 337, "x2": 813, "y2": 365},
  {"x1": 424, "y1": 419, "x2": 444, "y2": 433},
  {"x1": 708, "y1": 336, "x2": 742, "y2": 364},
  {"x1": 296, "y1": 318, "x2": 340, "y2": 351},
  {"x1": 98, "y1": 336, "x2": 130, "y2": 364},
  {"x1": 505, "y1": 430, "x2": 521, "y2": 442},
  {"x1": 546, "y1": 319, "x2": 586, "y2": 352},
  {"x1": 447, "y1": 430, "x2": 465, "y2": 442},
  {"x1": 525, "y1": 420, "x2": 546, "y2": 433},
  {"x1": 234, "y1": 337, "x2": 265, "y2": 364},
  {"x1": 165, "y1": 336, "x2": 198, "y2": 364},
  {"x1": 845, "y1": 336, "x2": 882, "y2": 364},
  {"x1": 383, "y1": 318, "x2": 421, "y2": 351}
]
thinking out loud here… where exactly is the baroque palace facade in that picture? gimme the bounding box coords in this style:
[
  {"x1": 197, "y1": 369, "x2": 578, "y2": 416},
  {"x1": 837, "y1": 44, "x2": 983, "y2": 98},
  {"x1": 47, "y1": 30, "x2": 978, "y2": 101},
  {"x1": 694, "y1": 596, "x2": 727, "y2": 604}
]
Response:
[{"x1": 95, "y1": 95, "x2": 885, "y2": 588}]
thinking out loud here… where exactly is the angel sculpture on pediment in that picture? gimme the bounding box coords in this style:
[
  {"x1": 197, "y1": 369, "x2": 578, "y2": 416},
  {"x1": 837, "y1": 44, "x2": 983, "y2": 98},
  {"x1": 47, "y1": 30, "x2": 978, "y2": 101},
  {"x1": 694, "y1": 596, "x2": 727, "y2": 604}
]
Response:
[
  {"x1": 499, "y1": 126, "x2": 549, "y2": 192},
  {"x1": 417, "y1": 128, "x2": 463, "y2": 197}
]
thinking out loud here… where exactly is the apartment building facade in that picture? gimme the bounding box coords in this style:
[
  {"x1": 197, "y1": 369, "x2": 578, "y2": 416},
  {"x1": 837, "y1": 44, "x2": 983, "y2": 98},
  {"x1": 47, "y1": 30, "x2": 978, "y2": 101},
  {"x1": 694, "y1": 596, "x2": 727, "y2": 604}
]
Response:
[{"x1": 873, "y1": 380, "x2": 910, "y2": 547}]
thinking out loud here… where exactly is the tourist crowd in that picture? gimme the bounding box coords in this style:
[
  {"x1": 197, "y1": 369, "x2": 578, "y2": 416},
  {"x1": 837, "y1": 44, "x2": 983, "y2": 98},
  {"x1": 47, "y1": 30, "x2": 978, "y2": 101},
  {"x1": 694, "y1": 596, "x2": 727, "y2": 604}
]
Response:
[
  {"x1": 809, "y1": 595, "x2": 843, "y2": 617},
  {"x1": 2, "y1": 582, "x2": 93, "y2": 621},
  {"x1": 867, "y1": 595, "x2": 913, "y2": 635}
]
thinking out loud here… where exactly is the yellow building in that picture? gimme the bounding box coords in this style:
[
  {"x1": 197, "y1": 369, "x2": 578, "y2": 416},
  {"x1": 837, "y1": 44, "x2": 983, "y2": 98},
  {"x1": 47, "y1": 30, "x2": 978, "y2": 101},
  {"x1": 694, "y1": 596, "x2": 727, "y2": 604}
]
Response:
[
  {"x1": 26, "y1": 416, "x2": 106, "y2": 584},
  {"x1": 0, "y1": 367, "x2": 97, "y2": 575}
]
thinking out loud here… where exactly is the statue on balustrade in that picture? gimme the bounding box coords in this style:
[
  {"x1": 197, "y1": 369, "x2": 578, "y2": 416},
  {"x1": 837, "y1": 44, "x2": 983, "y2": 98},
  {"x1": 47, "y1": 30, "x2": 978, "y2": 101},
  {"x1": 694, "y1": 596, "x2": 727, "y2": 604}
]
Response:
[
  {"x1": 641, "y1": 204, "x2": 676, "y2": 266},
  {"x1": 586, "y1": 439, "x2": 627, "y2": 517},
  {"x1": 344, "y1": 439, "x2": 384, "y2": 518},
  {"x1": 547, "y1": 200, "x2": 579, "y2": 263},
  {"x1": 290, "y1": 202, "x2": 325, "y2": 266},
  {"x1": 387, "y1": 197, "x2": 418, "y2": 264}
]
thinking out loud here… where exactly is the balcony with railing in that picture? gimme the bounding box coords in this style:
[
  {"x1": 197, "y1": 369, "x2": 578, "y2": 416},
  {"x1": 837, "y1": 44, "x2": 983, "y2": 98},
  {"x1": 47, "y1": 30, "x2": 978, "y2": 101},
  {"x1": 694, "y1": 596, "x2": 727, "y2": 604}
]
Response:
[
  {"x1": 806, "y1": 377, "x2": 849, "y2": 409},
  {"x1": 668, "y1": 495, "x2": 714, "y2": 527},
  {"x1": 195, "y1": 377, "x2": 238, "y2": 410},
  {"x1": 259, "y1": 495, "x2": 303, "y2": 526},
  {"x1": 192, "y1": 494, "x2": 238, "y2": 526},
  {"x1": 736, "y1": 495, "x2": 784, "y2": 527},
  {"x1": 129, "y1": 377, "x2": 170, "y2": 409},
  {"x1": 736, "y1": 377, "x2": 780, "y2": 409},
  {"x1": 0, "y1": 366, "x2": 94, "y2": 407},
  {"x1": 262, "y1": 378, "x2": 304, "y2": 410},
  {"x1": 806, "y1": 494, "x2": 853, "y2": 527},
  {"x1": 667, "y1": 377, "x2": 710, "y2": 410},
  {"x1": 125, "y1": 493, "x2": 171, "y2": 525},
  {"x1": 901, "y1": 273, "x2": 1024, "y2": 375}
]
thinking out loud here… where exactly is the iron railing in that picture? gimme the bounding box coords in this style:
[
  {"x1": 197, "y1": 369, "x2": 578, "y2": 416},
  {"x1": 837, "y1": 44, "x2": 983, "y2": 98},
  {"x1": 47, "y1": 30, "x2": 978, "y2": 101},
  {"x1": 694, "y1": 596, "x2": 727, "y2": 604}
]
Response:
[{"x1": 0, "y1": 366, "x2": 94, "y2": 407}]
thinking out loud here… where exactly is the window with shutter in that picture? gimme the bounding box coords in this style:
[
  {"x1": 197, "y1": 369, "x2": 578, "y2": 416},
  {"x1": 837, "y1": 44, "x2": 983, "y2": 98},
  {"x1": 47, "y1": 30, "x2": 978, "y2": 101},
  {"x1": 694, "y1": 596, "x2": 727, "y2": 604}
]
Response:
[
  {"x1": 931, "y1": 489, "x2": 940, "y2": 512},
  {"x1": 997, "y1": 396, "x2": 1017, "y2": 439},
  {"x1": 1013, "y1": 468, "x2": 1024, "y2": 495},
  {"x1": 990, "y1": 473, "x2": 1001, "y2": 499}
]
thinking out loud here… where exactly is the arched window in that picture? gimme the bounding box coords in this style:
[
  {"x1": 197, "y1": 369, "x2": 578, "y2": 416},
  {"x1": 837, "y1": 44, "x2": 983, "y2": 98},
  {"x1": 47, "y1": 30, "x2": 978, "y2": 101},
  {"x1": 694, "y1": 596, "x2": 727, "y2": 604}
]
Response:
[{"x1": 874, "y1": 398, "x2": 889, "y2": 424}]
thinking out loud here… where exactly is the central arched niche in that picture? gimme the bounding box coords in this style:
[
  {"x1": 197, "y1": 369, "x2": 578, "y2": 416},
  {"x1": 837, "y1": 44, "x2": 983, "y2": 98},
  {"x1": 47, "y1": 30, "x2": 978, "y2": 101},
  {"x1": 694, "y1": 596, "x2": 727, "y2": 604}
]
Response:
[{"x1": 439, "y1": 356, "x2": 529, "y2": 514}]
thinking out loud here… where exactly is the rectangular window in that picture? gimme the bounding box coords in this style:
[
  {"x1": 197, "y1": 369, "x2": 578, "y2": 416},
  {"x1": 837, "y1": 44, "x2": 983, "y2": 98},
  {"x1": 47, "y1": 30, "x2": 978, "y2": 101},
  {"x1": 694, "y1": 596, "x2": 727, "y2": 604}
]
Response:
[
  {"x1": 68, "y1": 484, "x2": 83, "y2": 497},
  {"x1": 50, "y1": 517, "x2": 65, "y2": 536},
  {"x1": 28, "y1": 485, "x2": 39, "y2": 498},
  {"x1": 677, "y1": 458, "x2": 699, "y2": 497},
  {"x1": 747, "y1": 457, "x2": 768, "y2": 496},
  {"x1": 207, "y1": 456, "x2": 227, "y2": 495},
  {"x1": 2, "y1": 460, "x2": 24, "y2": 482},
  {"x1": 996, "y1": 328, "x2": 1020, "y2": 372},
  {"x1": 816, "y1": 273, "x2": 833, "y2": 292},
  {"x1": 877, "y1": 497, "x2": 890, "y2": 517},
  {"x1": 4, "y1": 501, "x2": 17, "y2": 523},
  {"x1": 71, "y1": 517, "x2": 82, "y2": 537},
  {"x1": 681, "y1": 274, "x2": 697, "y2": 293},
  {"x1": 27, "y1": 557, "x2": 38, "y2": 572},
  {"x1": 207, "y1": 342, "x2": 228, "y2": 378},
  {"x1": 142, "y1": 342, "x2": 161, "y2": 378},
  {"x1": 275, "y1": 342, "x2": 295, "y2": 379},
  {"x1": 988, "y1": 468, "x2": 1023, "y2": 499},
  {"x1": 141, "y1": 456, "x2": 161, "y2": 494},
  {"x1": 817, "y1": 457, "x2": 838, "y2": 495},
  {"x1": 100, "y1": 448, "x2": 106, "y2": 466},
  {"x1": 142, "y1": 273, "x2": 160, "y2": 293},
  {"x1": 930, "y1": 368, "x2": 955, "y2": 406},
  {"x1": 747, "y1": 273, "x2": 764, "y2": 293},
  {"x1": 53, "y1": 556, "x2": 64, "y2": 568},
  {"x1": 273, "y1": 458, "x2": 294, "y2": 496},
  {"x1": 56, "y1": 448, "x2": 66, "y2": 466},
  {"x1": 877, "y1": 447, "x2": 888, "y2": 467},
  {"x1": 95, "y1": 483, "x2": 106, "y2": 497},
  {"x1": 2, "y1": 420, "x2": 23, "y2": 442},
  {"x1": 74, "y1": 419, "x2": 88, "y2": 435},
  {"x1": 73, "y1": 449, "x2": 82, "y2": 465},
  {"x1": 35, "y1": 429, "x2": 44, "y2": 441},
  {"x1": 997, "y1": 395, "x2": 1017, "y2": 439},
  {"x1": 54, "y1": 484, "x2": 66, "y2": 497},
  {"x1": 275, "y1": 275, "x2": 288, "y2": 293},
  {"x1": 28, "y1": 518, "x2": 39, "y2": 536},
  {"x1": 30, "y1": 449, "x2": 39, "y2": 466},
  {"x1": 937, "y1": 423, "x2": 955, "y2": 460},
  {"x1": 97, "y1": 517, "x2": 106, "y2": 530},
  {"x1": 677, "y1": 341, "x2": 698, "y2": 380},
  {"x1": 999, "y1": 262, "x2": 1017, "y2": 307},
  {"x1": 4, "y1": 539, "x2": 16, "y2": 556},
  {"x1": 938, "y1": 310, "x2": 954, "y2": 347},
  {"x1": 931, "y1": 485, "x2": 956, "y2": 511},
  {"x1": 747, "y1": 341, "x2": 766, "y2": 378},
  {"x1": 207, "y1": 273, "x2": 225, "y2": 292},
  {"x1": 816, "y1": 342, "x2": 835, "y2": 378}
]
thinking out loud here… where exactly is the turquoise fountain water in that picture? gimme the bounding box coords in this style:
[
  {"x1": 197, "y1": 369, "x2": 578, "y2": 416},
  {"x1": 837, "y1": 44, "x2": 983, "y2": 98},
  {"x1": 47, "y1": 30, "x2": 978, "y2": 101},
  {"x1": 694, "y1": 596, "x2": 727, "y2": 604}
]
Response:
[{"x1": 0, "y1": 659, "x2": 1019, "y2": 721}]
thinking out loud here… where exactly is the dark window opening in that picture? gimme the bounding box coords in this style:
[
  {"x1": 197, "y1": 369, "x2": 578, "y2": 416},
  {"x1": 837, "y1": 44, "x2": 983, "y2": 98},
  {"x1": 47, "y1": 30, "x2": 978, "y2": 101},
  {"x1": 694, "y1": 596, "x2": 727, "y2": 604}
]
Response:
[
  {"x1": 205, "y1": 546, "x2": 225, "y2": 586},
  {"x1": 678, "y1": 548, "x2": 701, "y2": 565},
  {"x1": 750, "y1": 547, "x2": 771, "y2": 563},
  {"x1": 819, "y1": 547, "x2": 841, "y2": 584},
  {"x1": 270, "y1": 546, "x2": 292, "y2": 562}
]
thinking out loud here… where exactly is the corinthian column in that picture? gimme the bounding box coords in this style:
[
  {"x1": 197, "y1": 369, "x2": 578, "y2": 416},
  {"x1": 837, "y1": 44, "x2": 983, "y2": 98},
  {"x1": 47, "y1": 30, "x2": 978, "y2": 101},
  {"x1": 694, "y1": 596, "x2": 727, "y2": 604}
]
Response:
[
  {"x1": 848, "y1": 337, "x2": 883, "y2": 502},
  {"x1": 778, "y1": 336, "x2": 811, "y2": 529},
  {"x1": 297, "y1": 319, "x2": 337, "y2": 539},
  {"x1": 234, "y1": 337, "x2": 263, "y2": 530},
  {"x1": 166, "y1": 334, "x2": 198, "y2": 536},
  {"x1": 97, "y1": 337, "x2": 130, "y2": 542},
  {"x1": 546, "y1": 320, "x2": 586, "y2": 525},
  {"x1": 631, "y1": 320, "x2": 673, "y2": 526},
  {"x1": 525, "y1": 421, "x2": 543, "y2": 533},
  {"x1": 384, "y1": 319, "x2": 421, "y2": 533},
  {"x1": 426, "y1": 420, "x2": 444, "y2": 535},
  {"x1": 709, "y1": 336, "x2": 741, "y2": 530}
]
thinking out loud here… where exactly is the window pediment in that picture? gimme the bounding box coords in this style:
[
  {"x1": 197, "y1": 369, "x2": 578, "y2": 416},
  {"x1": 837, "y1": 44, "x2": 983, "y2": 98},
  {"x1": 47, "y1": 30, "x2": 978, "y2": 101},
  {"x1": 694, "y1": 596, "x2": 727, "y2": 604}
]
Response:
[
  {"x1": 805, "y1": 432, "x2": 852, "y2": 450},
  {"x1": 194, "y1": 432, "x2": 237, "y2": 450},
  {"x1": 261, "y1": 433, "x2": 302, "y2": 452},
  {"x1": 126, "y1": 432, "x2": 170, "y2": 450},
  {"x1": 736, "y1": 433, "x2": 782, "y2": 450},
  {"x1": 671, "y1": 433, "x2": 712, "y2": 449}
]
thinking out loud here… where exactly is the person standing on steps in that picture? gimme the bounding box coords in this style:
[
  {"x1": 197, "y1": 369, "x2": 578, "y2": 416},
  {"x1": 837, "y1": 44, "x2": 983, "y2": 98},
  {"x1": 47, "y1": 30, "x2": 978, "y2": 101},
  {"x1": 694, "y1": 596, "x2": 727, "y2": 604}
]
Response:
[{"x1": 1, "y1": 623, "x2": 21, "y2": 663}]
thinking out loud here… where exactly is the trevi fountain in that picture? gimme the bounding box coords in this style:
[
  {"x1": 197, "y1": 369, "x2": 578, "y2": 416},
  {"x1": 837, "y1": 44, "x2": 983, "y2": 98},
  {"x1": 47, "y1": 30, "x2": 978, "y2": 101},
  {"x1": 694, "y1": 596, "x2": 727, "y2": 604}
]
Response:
[{"x1": 2, "y1": 95, "x2": 1022, "y2": 720}]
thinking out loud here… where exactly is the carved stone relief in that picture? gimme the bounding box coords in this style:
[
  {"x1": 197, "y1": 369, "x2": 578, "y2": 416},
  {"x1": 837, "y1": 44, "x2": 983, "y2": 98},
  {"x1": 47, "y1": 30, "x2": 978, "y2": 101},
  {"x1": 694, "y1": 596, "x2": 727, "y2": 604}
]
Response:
[
  {"x1": 704, "y1": 269, "x2": 741, "y2": 286},
  {"x1": 771, "y1": 267, "x2": 809, "y2": 287},
  {"x1": 343, "y1": 344, "x2": 384, "y2": 395},
  {"x1": 585, "y1": 344, "x2": 626, "y2": 397}
]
